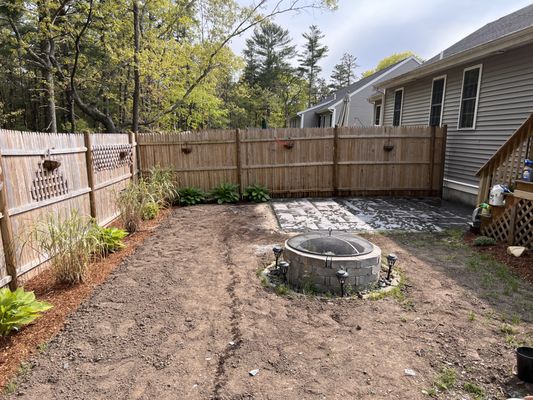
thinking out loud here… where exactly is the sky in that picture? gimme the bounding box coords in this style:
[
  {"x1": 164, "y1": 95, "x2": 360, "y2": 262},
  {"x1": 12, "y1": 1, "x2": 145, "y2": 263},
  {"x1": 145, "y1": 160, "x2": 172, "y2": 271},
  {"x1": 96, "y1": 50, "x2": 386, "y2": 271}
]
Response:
[{"x1": 230, "y1": 0, "x2": 533, "y2": 77}]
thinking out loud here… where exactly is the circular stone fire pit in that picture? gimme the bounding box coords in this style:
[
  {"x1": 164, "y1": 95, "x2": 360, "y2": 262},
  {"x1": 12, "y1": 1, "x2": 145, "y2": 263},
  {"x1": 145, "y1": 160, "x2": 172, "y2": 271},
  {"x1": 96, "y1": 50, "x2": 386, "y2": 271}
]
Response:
[{"x1": 284, "y1": 232, "x2": 381, "y2": 294}]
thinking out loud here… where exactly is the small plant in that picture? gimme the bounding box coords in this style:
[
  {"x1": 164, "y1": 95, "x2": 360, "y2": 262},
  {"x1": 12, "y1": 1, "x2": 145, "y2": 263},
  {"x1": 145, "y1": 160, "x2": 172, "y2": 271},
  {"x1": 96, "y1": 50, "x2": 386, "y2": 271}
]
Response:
[
  {"x1": 275, "y1": 284, "x2": 289, "y2": 296},
  {"x1": 434, "y1": 367, "x2": 457, "y2": 391},
  {"x1": 92, "y1": 225, "x2": 128, "y2": 255},
  {"x1": 178, "y1": 187, "x2": 206, "y2": 206},
  {"x1": 468, "y1": 311, "x2": 476, "y2": 321},
  {"x1": 116, "y1": 182, "x2": 148, "y2": 233},
  {"x1": 463, "y1": 382, "x2": 485, "y2": 399},
  {"x1": 210, "y1": 183, "x2": 240, "y2": 204},
  {"x1": 29, "y1": 211, "x2": 100, "y2": 284},
  {"x1": 142, "y1": 201, "x2": 159, "y2": 220},
  {"x1": 243, "y1": 184, "x2": 270, "y2": 203},
  {"x1": 500, "y1": 323, "x2": 518, "y2": 335},
  {"x1": 473, "y1": 236, "x2": 496, "y2": 246},
  {"x1": 0, "y1": 288, "x2": 53, "y2": 336},
  {"x1": 3, "y1": 381, "x2": 17, "y2": 395}
]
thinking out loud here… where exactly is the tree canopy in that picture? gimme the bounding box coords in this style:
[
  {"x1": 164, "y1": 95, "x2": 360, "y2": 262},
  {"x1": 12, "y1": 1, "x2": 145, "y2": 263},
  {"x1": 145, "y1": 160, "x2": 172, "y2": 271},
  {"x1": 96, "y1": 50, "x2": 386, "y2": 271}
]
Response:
[{"x1": 361, "y1": 51, "x2": 422, "y2": 78}]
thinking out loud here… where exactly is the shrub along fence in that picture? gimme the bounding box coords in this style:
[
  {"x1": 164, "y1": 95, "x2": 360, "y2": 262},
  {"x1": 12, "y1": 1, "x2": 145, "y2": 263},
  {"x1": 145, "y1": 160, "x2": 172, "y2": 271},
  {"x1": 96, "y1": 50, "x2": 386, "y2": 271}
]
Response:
[{"x1": 0, "y1": 125, "x2": 446, "y2": 288}]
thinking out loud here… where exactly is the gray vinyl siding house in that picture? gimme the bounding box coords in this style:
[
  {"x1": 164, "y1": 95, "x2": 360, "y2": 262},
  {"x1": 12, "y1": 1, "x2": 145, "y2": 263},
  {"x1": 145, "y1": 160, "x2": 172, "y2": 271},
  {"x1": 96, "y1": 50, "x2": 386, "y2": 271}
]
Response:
[
  {"x1": 376, "y1": 4, "x2": 533, "y2": 206},
  {"x1": 295, "y1": 57, "x2": 421, "y2": 128}
]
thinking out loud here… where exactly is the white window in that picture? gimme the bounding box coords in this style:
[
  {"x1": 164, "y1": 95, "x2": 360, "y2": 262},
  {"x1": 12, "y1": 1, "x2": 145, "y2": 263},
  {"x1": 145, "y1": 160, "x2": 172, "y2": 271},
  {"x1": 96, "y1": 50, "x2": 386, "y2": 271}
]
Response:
[
  {"x1": 458, "y1": 65, "x2": 482, "y2": 129},
  {"x1": 393, "y1": 88, "x2": 404, "y2": 126},
  {"x1": 429, "y1": 76, "x2": 446, "y2": 127},
  {"x1": 373, "y1": 100, "x2": 382, "y2": 126}
]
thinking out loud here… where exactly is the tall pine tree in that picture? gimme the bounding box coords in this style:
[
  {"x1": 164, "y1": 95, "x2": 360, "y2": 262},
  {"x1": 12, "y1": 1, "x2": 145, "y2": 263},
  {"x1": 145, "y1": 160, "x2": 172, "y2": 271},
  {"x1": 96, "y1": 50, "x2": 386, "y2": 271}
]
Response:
[
  {"x1": 329, "y1": 53, "x2": 358, "y2": 91},
  {"x1": 242, "y1": 21, "x2": 296, "y2": 90},
  {"x1": 298, "y1": 25, "x2": 328, "y2": 107}
]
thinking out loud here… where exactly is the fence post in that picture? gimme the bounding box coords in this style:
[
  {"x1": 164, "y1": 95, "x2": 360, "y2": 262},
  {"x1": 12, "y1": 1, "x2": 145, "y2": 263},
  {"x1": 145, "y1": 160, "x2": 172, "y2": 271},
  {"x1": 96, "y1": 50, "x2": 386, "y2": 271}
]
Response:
[
  {"x1": 129, "y1": 131, "x2": 137, "y2": 182},
  {"x1": 507, "y1": 203, "x2": 518, "y2": 245},
  {"x1": 235, "y1": 128, "x2": 242, "y2": 194},
  {"x1": 0, "y1": 151, "x2": 18, "y2": 289},
  {"x1": 84, "y1": 132, "x2": 97, "y2": 219},
  {"x1": 428, "y1": 125, "x2": 436, "y2": 194},
  {"x1": 332, "y1": 125, "x2": 339, "y2": 197}
]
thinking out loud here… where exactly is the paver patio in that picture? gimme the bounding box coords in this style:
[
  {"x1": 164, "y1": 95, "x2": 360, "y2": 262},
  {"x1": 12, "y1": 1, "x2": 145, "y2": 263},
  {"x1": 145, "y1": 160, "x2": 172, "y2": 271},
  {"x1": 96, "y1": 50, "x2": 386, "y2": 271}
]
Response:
[{"x1": 271, "y1": 198, "x2": 470, "y2": 232}]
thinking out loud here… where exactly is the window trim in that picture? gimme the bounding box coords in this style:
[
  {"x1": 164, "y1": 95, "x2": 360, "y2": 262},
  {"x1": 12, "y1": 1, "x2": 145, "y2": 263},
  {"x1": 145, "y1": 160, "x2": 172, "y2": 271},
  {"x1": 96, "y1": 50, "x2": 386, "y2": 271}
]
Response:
[
  {"x1": 427, "y1": 75, "x2": 447, "y2": 127},
  {"x1": 393, "y1": 88, "x2": 404, "y2": 126},
  {"x1": 373, "y1": 97, "x2": 383, "y2": 126},
  {"x1": 457, "y1": 64, "x2": 483, "y2": 130}
]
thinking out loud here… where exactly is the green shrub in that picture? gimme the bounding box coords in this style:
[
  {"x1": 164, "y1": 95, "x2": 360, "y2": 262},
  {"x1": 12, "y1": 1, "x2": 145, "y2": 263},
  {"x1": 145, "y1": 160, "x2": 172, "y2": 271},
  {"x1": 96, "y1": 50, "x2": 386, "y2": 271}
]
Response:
[
  {"x1": 473, "y1": 236, "x2": 496, "y2": 246},
  {"x1": 243, "y1": 184, "x2": 270, "y2": 203},
  {"x1": 178, "y1": 187, "x2": 206, "y2": 206},
  {"x1": 146, "y1": 166, "x2": 179, "y2": 207},
  {"x1": 0, "y1": 288, "x2": 53, "y2": 336},
  {"x1": 210, "y1": 183, "x2": 240, "y2": 204},
  {"x1": 92, "y1": 225, "x2": 128, "y2": 255},
  {"x1": 142, "y1": 201, "x2": 159, "y2": 220},
  {"x1": 30, "y1": 211, "x2": 100, "y2": 284}
]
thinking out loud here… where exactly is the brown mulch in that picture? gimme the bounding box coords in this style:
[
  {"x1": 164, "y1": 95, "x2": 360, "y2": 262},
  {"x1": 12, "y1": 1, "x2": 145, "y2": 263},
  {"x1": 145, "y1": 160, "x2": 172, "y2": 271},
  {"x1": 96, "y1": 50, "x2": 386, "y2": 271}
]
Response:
[
  {"x1": 465, "y1": 231, "x2": 533, "y2": 284},
  {"x1": 0, "y1": 209, "x2": 170, "y2": 390}
]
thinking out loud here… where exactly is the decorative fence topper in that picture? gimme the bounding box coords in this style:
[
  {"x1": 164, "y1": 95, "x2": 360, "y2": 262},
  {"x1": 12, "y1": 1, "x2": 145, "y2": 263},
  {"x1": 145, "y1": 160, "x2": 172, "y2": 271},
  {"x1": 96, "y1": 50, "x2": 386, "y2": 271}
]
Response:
[
  {"x1": 92, "y1": 144, "x2": 133, "y2": 172},
  {"x1": 31, "y1": 160, "x2": 69, "y2": 202}
]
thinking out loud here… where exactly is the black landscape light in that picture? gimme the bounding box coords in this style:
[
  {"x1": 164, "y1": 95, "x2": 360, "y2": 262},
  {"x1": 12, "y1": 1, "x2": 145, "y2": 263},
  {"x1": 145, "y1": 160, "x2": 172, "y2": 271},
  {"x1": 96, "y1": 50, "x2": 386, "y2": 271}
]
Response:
[
  {"x1": 386, "y1": 253, "x2": 398, "y2": 281},
  {"x1": 336, "y1": 268, "x2": 349, "y2": 297},
  {"x1": 279, "y1": 261, "x2": 290, "y2": 282},
  {"x1": 273, "y1": 245, "x2": 283, "y2": 268}
]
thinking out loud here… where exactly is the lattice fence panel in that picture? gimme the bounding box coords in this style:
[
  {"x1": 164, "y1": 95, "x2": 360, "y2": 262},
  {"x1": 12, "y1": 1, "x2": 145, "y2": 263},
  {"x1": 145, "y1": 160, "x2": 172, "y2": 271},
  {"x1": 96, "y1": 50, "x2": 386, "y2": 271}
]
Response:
[
  {"x1": 31, "y1": 162, "x2": 69, "y2": 201},
  {"x1": 92, "y1": 144, "x2": 133, "y2": 172},
  {"x1": 481, "y1": 207, "x2": 513, "y2": 243},
  {"x1": 514, "y1": 199, "x2": 533, "y2": 248}
]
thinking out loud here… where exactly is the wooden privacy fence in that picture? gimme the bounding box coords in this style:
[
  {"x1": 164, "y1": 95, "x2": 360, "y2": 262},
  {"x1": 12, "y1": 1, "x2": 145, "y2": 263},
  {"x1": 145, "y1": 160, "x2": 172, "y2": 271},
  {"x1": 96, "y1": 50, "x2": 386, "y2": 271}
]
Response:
[
  {"x1": 0, "y1": 125, "x2": 445, "y2": 288},
  {"x1": 137, "y1": 126, "x2": 447, "y2": 197},
  {"x1": 0, "y1": 130, "x2": 137, "y2": 289}
]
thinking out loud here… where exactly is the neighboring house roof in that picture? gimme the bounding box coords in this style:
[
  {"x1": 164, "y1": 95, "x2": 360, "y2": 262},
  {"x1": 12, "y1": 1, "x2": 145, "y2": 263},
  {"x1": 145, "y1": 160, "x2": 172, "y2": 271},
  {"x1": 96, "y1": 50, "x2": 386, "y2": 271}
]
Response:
[
  {"x1": 378, "y1": 3, "x2": 533, "y2": 88},
  {"x1": 426, "y1": 3, "x2": 533, "y2": 64},
  {"x1": 297, "y1": 56, "x2": 421, "y2": 115}
]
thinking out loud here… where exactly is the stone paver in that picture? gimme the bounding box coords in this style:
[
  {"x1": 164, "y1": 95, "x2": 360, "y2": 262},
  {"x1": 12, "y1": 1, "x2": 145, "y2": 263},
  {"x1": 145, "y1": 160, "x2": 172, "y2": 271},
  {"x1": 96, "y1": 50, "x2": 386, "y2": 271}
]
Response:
[{"x1": 271, "y1": 198, "x2": 470, "y2": 232}]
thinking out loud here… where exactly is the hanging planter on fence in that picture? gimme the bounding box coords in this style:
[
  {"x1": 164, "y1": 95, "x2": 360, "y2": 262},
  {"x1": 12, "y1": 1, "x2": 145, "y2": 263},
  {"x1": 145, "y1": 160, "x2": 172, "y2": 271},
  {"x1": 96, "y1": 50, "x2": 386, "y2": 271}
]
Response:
[
  {"x1": 274, "y1": 137, "x2": 294, "y2": 150},
  {"x1": 383, "y1": 144, "x2": 394, "y2": 152},
  {"x1": 42, "y1": 149, "x2": 61, "y2": 171},
  {"x1": 181, "y1": 145, "x2": 193, "y2": 154}
]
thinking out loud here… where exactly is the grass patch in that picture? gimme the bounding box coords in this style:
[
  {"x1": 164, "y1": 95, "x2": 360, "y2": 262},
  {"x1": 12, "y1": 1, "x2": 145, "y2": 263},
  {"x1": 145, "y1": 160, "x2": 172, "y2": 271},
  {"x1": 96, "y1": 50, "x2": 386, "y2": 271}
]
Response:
[
  {"x1": 468, "y1": 311, "x2": 476, "y2": 322},
  {"x1": 500, "y1": 323, "x2": 518, "y2": 335},
  {"x1": 37, "y1": 342, "x2": 49, "y2": 353},
  {"x1": 3, "y1": 381, "x2": 17, "y2": 395},
  {"x1": 275, "y1": 284, "x2": 289, "y2": 296},
  {"x1": 463, "y1": 382, "x2": 485, "y2": 399},
  {"x1": 434, "y1": 366, "x2": 457, "y2": 391}
]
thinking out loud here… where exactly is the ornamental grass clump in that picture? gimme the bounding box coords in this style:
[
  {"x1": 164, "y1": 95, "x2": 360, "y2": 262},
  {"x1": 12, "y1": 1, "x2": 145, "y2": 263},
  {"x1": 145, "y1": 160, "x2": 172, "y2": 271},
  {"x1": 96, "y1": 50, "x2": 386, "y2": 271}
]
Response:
[
  {"x1": 0, "y1": 288, "x2": 52, "y2": 336},
  {"x1": 146, "y1": 166, "x2": 179, "y2": 207},
  {"x1": 116, "y1": 181, "x2": 149, "y2": 233},
  {"x1": 30, "y1": 211, "x2": 100, "y2": 285}
]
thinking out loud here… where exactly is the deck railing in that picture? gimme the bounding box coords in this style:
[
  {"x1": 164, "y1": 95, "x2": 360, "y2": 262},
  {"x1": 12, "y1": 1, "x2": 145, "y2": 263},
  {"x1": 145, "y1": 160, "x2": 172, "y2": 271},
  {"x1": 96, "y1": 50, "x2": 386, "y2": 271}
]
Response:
[{"x1": 476, "y1": 114, "x2": 533, "y2": 204}]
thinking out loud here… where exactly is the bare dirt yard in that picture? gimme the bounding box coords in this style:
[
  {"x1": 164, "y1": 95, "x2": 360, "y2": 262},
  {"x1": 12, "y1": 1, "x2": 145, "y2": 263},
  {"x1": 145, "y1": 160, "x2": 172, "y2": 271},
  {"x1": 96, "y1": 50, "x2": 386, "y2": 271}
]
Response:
[{"x1": 2, "y1": 204, "x2": 532, "y2": 399}]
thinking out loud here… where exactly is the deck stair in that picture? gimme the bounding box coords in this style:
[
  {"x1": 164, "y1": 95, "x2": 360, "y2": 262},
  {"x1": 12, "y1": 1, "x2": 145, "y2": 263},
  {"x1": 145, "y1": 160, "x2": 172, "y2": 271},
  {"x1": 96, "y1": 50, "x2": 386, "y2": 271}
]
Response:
[{"x1": 477, "y1": 114, "x2": 533, "y2": 248}]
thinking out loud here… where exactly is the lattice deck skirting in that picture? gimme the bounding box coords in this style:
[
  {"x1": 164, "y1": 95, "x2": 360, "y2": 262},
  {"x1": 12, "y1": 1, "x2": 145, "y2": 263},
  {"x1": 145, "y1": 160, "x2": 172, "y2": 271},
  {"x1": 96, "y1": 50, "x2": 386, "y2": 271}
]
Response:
[
  {"x1": 92, "y1": 144, "x2": 133, "y2": 172},
  {"x1": 481, "y1": 198, "x2": 533, "y2": 248}
]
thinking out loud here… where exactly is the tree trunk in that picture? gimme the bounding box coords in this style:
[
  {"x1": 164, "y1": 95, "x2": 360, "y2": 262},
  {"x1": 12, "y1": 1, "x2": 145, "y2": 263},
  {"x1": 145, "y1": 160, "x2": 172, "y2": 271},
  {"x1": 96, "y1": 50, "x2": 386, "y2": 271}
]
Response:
[
  {"x1": 132, "y1": 1, "x2": 141, "y2": 133},
  {"x1": 43, "y1": 66, "x2": 57, "y2": 132}
]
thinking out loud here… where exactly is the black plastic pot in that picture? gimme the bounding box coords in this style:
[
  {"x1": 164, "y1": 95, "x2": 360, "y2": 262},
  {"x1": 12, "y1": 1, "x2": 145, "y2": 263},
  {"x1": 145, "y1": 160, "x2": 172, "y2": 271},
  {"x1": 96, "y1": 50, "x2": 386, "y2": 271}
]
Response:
[{"x1": 517, "y1": 346, "x2": 533, "y2": 383}]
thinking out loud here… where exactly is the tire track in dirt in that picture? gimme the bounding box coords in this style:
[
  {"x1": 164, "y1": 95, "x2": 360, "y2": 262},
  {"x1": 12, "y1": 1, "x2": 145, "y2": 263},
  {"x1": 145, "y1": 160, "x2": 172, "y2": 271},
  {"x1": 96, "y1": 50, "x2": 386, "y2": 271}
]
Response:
[{"x1": 212, "y1": 213, "x2": 244, "y2": 400}]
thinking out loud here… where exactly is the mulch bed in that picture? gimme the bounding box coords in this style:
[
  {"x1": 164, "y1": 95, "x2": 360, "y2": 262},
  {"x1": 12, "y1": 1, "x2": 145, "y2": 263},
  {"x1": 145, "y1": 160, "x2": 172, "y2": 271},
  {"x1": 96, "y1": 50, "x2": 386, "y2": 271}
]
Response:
[
  {"x1": 465, "y1": 231, "x2": 533, "y2": 284},
  {"x1": 0, "y1": 210, "x2": 171, "y2": 390}
]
